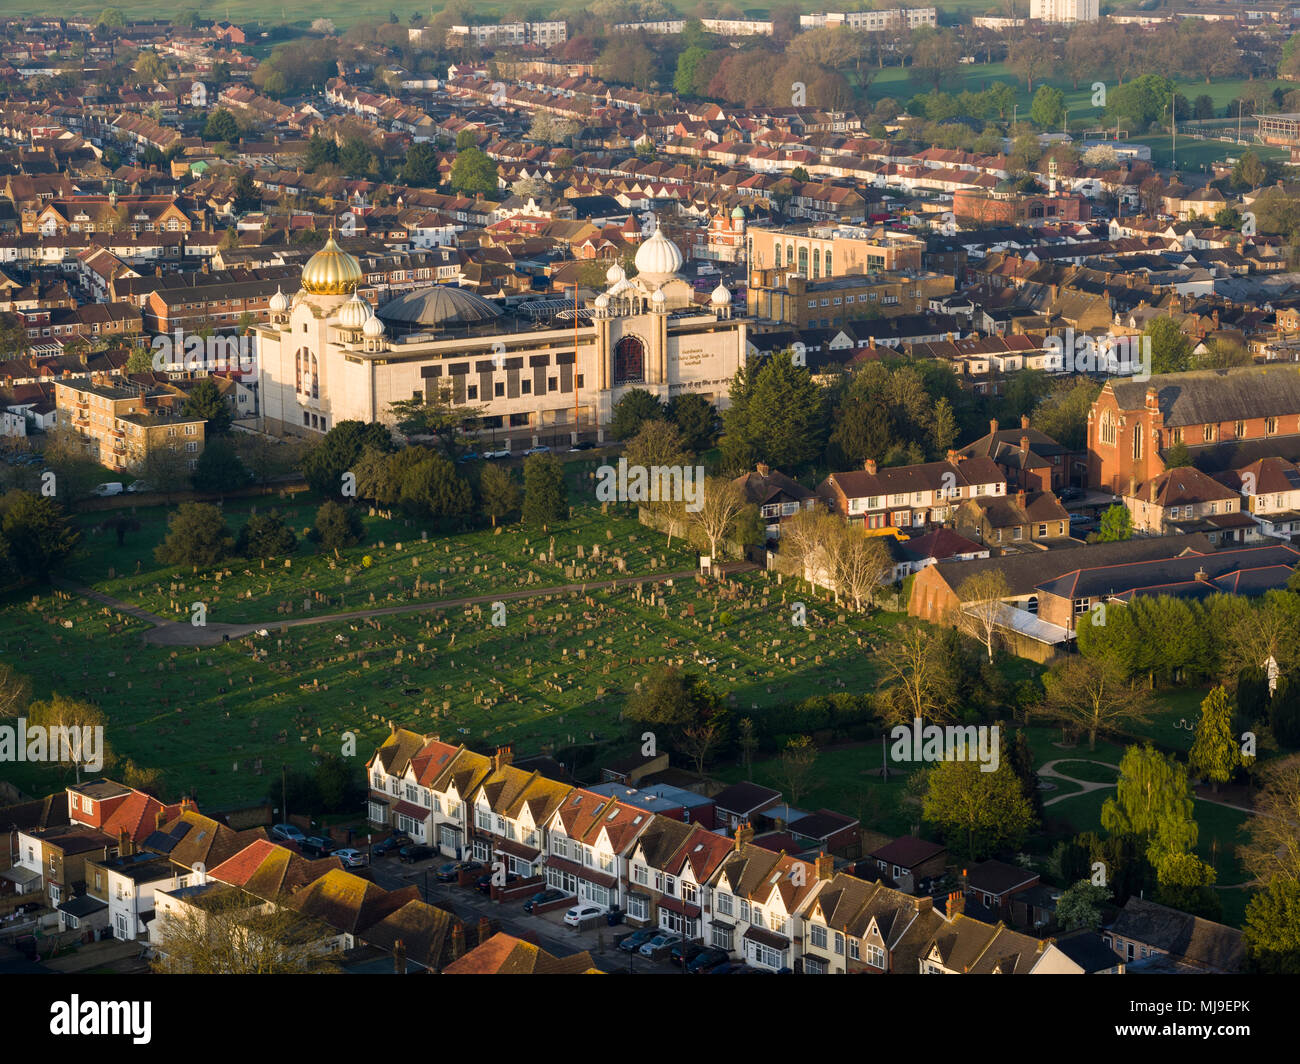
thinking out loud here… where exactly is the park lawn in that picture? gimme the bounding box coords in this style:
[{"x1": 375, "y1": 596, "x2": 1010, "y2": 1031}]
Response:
[
  {"x1": 1125, "y1": 134, "x2": 1290, "y2": 172},
  {"x1": 1039, "y1": 775, "x2": 1084, "y2": 799},
  {"x1": 1193, "y1": 799, "x2": 1252, "y2": 887},
  {"x1": 67, "y1": 499, "x2": 700, "y2": 625},
  {"x1": 714, "y1": 743, "x2": 921, "y2": 837},
  {"x1": 1214, "y1": 884, "x2": 1255, "y2": 930},
  {"x1": 1021, "y1": 724, "x2": 1131, "y2": 770},
  {"x1": 1049, "y1": 759, "x2": 1119, "y2": 784},
  {"x1": 0, "y1": 567, "x2": 906, "y2": 808}
]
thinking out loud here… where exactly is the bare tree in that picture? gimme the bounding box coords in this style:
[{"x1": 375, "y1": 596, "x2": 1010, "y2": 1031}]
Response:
[
  {"x1": 152, "y1": 884, "x2": 341, "y2": 974},
  {"x1": 1240, "y1": 754, "x2": 1300, "y2": 887},
  {"x1": 779, "y1": 507, "x2": 842, "y2": 591},
  {"x1": 1041, "y1": 655, "x2": 1153, "y2": 750},
  {"x1": 0, "y1": 664, "x2": 31, "y2": 720},
  {"x1": 738, "y1": 716, "x2": 759, "y2": 781},
  {"x1": 679, "y1": 719, "x2": 726, "y2": 775},
  {"x1": 955, "y1": 569, "x2": 1011, "y2": 662},
  {"x1": 836, "y1": 530, "x2": 893, "y2": 613},
  {"x1": 686, "y1": 476, "x2": 747, "y2": 571},
  {"x1": 878, "y1": 625, "x2": 958, "y2": 725},
  {"x1": 778, "y1": 735, "x2": 819, "y2": 806}
]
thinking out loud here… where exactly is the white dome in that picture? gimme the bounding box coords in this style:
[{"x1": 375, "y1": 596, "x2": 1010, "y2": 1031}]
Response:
[
  {"x1": 711, "y1": 283, "x2": 732, "y2": 306},
  {"x1": 337, "y1": 291, "x2": 372, "y2": 330},
  {"x1": 634, "y1": 225, "x2": 682, "y2": 283},
  {"x1": 605, "y1": 263, "x2": 625, "y2": 284},
  {"x1": 269, "y1": 286, "x2": 288, "y2": 313},
  {"x1": 362, "y1": 313, "x2": 385, "y2": 338},
  {"x1": 595, "y1": 293, "x2": 610, "y2": 309},
  {"x1": 651, "y1": 288, "x2": 666, "y2": 306},
  {"x1": 608, "y1": 278, "x2": 631, "y2": 297}
]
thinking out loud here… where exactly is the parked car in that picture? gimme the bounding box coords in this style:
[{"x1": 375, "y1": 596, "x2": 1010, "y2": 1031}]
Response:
[
  {"x1": 617, "y1": 927, "x2": 658, "y2": 953},
  {"x1": 301, "y1": 835, "x2": 335, "y2": 856},
  {"x1": 1057, "y1": 486, "x2": 1084, "y2": 501},
  {"x1": 686, "y1": 947, "x2": 732, "y2": 973},
  {"x1": 669, "y1": 941, "x2": 705, "y2": 967},
  {"x1": 332, "y1": 848, "x2": 367, "y2": 868},
  {"x1": 523, "y1": 445, "x2": 550, "y2": 456},
  {"x1": 455, "y1": 451, "x2": 481, "y2": 464},
  {"x1": 483, "y1": 448, "x2": 511, "y2": 459},
  {"x1": 563, "y1": 902, "x2": 605, "y2": 927},
  {"x1": 371, "y1": 832, "x2": 411, "y2": 857},
  {"x1": 638, "y1": 932, "x2": 674, "y2": 957},
  {"x1": 475, "y1": 870, "x2": 521, "y2": 894},
  {"x1": 567, "y1": 441, "x2": 595, "y2": 452},
  {"x1": 91, "y1": 482, "x2": 124, "y2": 497},
  {"x1": 270, "y1": 824, "x2": 306, "y2": 844},
  {"x1": 435, "y1": 859, "x2": 483, "y2": 882},
  {"x1": 398, "y1": 844, "x2": 435, "y2": 864},
  {"x1": 523, "y1": 888, "x2": 566, "y2": 913},
  {"x1": 126, "y1": 480, "x2": 152, "y2": 494}
]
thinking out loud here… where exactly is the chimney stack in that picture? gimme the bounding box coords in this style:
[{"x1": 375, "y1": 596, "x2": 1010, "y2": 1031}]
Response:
[
  {"x1": 756, "y1": 463, "x2": 770, "y2": 477},
  {"x1": 492, "y1": 745, "x2": 513, "y2": 772},
  {"x1": 1020, "y1": 435, "x2": 1029, "y2": 455},
  {"x1": 1145, "y1": 387, "x2": 1159, "y2": 411},
  {"x1": 864, "y1": 458, "x2": 877, "y2": 475},
  {"x1": 989, "y1": 418, "x2": 999, "y2": 436},
  {"x1": 1021, "y1": 413, "x2": 1030, "y2": 430},
  {"x1": 815, "y1": 852, "x2": 834, "y2": 882},
  {"x1": 946, "y1": 448, "x2": 960, "y2": 464},
  {"x1": 1129, "y1": 475, "x2": 1137, "y2": 497},
  {"x1": 734, "y1": 821, "x2": 755, "y2": 850},
  {"x1": 1195, "y1": 567, "x2": 1209, "y2": 583},
  {"x1": 1016, "y1": 489, "x2": 1026, "y2": 509},
  {"x1": 451, "y1": 922, "x2": 466, "y2": 960},
  {"x1": 946, "y1": 891, "x2": 965, "y2": 918},
  {"x1": 118, "y1": 827, "x2": 129, "y2": 858},
  {"x1": 393, "y1": 938, "x2": 407, "y2": 974},
  {"x1": 477, "y1": 916, "x2": 493, "y2": 946}
]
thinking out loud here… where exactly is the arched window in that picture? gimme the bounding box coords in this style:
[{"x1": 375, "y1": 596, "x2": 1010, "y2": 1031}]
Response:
[
  {"x1": 613, "y1": 335, "x2": 645, "y2": 386},
  {"x1": 797, "y1": 246, "x2": 809, "y2": 276},
  {"x1": 1026, "y1": 596, "x2": 1038, "y2": 615},
  {"x1": 295, "y1": 349, "x2": 302, "y2": 393},
  {"x1": 824, "y1": 250, "x2": 832, "y2": 276},
  {"x1": 1100, "y1": 410, "x2": 1116, "y2": 446},
  {"x1": 812, "y1": 249, "x2": 821, "y2": 278},
  {"x1": 1133, "y1": 427, "x2": 1142, "y2": 460},
  {"x1": 311, "y1": 354, "x2": 320, "y2": 399}
]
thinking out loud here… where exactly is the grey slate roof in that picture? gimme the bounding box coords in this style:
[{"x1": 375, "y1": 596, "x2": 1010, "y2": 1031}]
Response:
[{"x1": 1109, "y1": 364, "x2": 1300, "y2": 428}]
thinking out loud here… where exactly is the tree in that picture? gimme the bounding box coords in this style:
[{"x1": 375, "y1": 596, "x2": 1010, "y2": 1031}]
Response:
[
  {"x1": 310, "y1": 500, "x2": 363, "y2": 552},
  {"x1": 835, "y1": 530, "x2": 893, "y2": 613},
  {"x1": 1164, "y1": 441, "x2": 1192, "y2": 469},
  {"x1": 1189, "y1": 686, "x2": 1240, "y2": 791},
  {"x1": 909, "y1": 27, "x2": 961, "y2": 92},
  {"x1": 609, "y1": 388, "x2": 664, "y2": 441},
  {"x1": 739, "y1": 716, "x2": 759, "y2": 781},
  {"x1": 1242, "y1": 878, "x2": 1300, "y2": 974},
  {"x1": 922, "y1": 758, "x2": 1036, "y2": 860},
  {"x1": 685, "y1": 476, "x2": 747, "y2": 566},
  {"x1": 236, "y1": 510, "x2": 297, "y2": 560},
  {"x1": 400, "y1": 142, "x2": 440, "y2": 186},
  {"x1": 1154, "y1": 850, "x2": 1220, "y2": 920},
  {"x1": 1030, "y1": 85, "x2": 1066, "y2": 129},
  {"x1": 234, "y1": 434, "x2": 304, "y2": 488},
  {"x1": 388, "y1": 391, "x2": 481, "y2": 459},
  {"x1": 155, "y1": 503, "x2": 234, "y2": 570},
  {"x1": 1240, "y1": 754, "x2": 1300, "y2": 887},
  {"x1": 679, "y1": 718, "x2": 728, "y2": 775},
  {"x1": 398, "y1": 452, "x2": 472, "y2": 520},
  {"x1": 1042, "y1": 655, "x2": 1153, "y2": 750},
  {"x1": 136, "y1": 445, "x2": 191, "y2": 501},
  {"x1": 1009, "y1": 37, "x2": 1054, "y2": 94},
  {"x1": 955, "y1": 570, "x2": 1010, "y2": 662},
  {"x1": 522, "y1": 453, "x2": 567, "y2": 528},
  {"x1": 1094, "y1": 503, "x2": 1133, "y2": 542},
  {"x1": 777, "y1": 735, "x2": 819, "y2": 806},
  {"x1": 624, "y1": 666, "x2": 720, "y2": 730},
  {"x1": 624, "y1": 419, "x2": 688, "y2": 473},
  {"x1": 744, "y1": 350, "x2": 824, "y2": 471},
  {"x1": 1102, "y1": 744, "x2": 1198, "y2": 865},
  {"x1": 449, "y1": 145, "x2": 498, "y2": 196},
  {"x1": 203, "y1": 108, "x2": 239, "y2": 143},
  {"x1": 191, "y1": 440, "x2": 251, "y2": 495},
  {"x1": 0, "y1": 663, "x2": 31, "y2": 720},
  {"x1": 301, "y1": 420, "x2": 395, "y2": 498},
  {"x1": 151, "y1": 885, "x2": 341, "y2": 974},
  {"x1": 0, "y1": 492, "x2": 81, "y2": 581},
  {"x1": 26, "y1": 694, "x2": 110, "y2": 783},
  {"x1": 666, "y1": 392, "x2": 718, "y2": 454},
  {"x1": 1055, "y1": 880, "x2": 1110, "y2": 931},
  {"x1": 134, "y1": 50, "x2": 167, "y2": 85},
  {"x1": 878, "y1": 626, "x2": 958, "y2": 725},
  {"x1": 479, "y1": 464, "x2": 520, "y2": 527},
  {"x1": 1145, "y1": 316, "x2": 1193, "y2": 375}
]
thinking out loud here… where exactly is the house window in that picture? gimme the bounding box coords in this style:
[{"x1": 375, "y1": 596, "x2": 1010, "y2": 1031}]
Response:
[
  {"x1": 1267, "y1": 417, "x2": 1278, "y2": 435},
  {"x1": 1235, "y1": 420, "x2": 1245, "y2": 437},
  {"x1": 1074, "y1": 598, "x2": 1089, "y2": 614},
  {"x1": 1100, "y1": 410, "x2": 1116, "y2": 445},
  {"x1": 716, "y1": 892, "x2": 733, "y2": 916},
  {"x1": 1203, "y1": 424, "x2": 1214, "y2": 443},
  {"x1": 849, "y1": 939, "x2": 861, "y2": 961},
  {"x1": 1013, "y1": 527, "x2": 1023, "y2": 541},
  {"x1": 712, "y1": 925, "x2": 732, "y2": 950},
  {"x1": 809, "y1": 924, "x2": 828, "y2": 950},
  {"x1": 866, "y1": 943, "x2": 884, "y2": 967},
  {"x1": 627, "y1": 894, "x2": 648, "y2": 920}
]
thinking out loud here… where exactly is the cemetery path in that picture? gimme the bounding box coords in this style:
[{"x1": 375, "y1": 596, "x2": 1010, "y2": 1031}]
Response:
[
  {"x1": 56, "y1": 561, "x2": 761, "y2": 649},
  {"x1": 1038, "y1": 758, "x2": 1119, "y2": 807}
]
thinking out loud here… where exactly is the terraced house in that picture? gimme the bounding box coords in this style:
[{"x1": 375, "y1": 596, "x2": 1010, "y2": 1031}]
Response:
[
  {"x1": 471, "y1": 748, "x2": 572, "y2": 878},
  {"x1": 544, "y1": 790, "x2": 652, "y2": 913},
  {"x1": 624, "y1": 818, "x2": 732, "y2": 940},
  {"x1": 801, "y1": 873, "x2": 945, "y2": 974}
]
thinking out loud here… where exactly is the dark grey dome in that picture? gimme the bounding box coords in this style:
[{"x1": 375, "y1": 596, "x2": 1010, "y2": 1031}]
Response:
[{"x1": 376, "y1": 285, "x2": 503, "y2": 328}]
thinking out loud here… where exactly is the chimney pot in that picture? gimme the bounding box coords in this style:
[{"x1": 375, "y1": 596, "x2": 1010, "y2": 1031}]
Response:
[
  {"x1": 865, "y1": 458, "x2": 877, "y2": 476},
  {"x1": 1021, "y1": 413, "x2": 1030, "y2": 429},
  {"x1": 1020, "y1": 435, "x2": 1029, "y2": 454},
  {"x1": 989, "y1": 418, "x2": 999, "y2": 436}
]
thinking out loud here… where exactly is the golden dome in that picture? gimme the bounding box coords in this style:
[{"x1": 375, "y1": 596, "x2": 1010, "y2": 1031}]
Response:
[{"x1": 300, "y1": 232, "x2": 363, "y2": 295}]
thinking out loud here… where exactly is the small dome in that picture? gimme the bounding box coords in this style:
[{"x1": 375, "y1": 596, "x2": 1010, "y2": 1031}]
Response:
[
  {"x1": 651, "y1": 288, "x2": 666, "y2": 306},
  {"x1": 731, "y1": 206, "x2": 745, "y2": 219},
  {"x1": 711, "y1": 283, "x2": 732, "y2": 306},
  {"x1": 337, "y1": 291, "x2": 372, "y2": 331},
  {"x1": 363, "y1": 313, "x2": 385, "y2": 338},
  {"x1": 594, "y1": 293, "x2": 610, "y2": 309},
  {"x1": 301, "y1": 232, "x2": 363, "y2": 295},
  {"x1": 634, "y1": 224, "x2": 683, "y2": 284},
  {"x1": 268, "y1": 286, "x2": 288, "y2": 313},
  {"x1": 606, "y1": 263, "x2": 625, "y2": 284},
  {"x1": 376, "y1": 284, "x2": 503, "y2": 329}
]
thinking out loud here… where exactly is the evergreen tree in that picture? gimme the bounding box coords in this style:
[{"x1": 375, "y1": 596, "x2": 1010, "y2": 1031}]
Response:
[
  {"x1": 398, "y1": 453, "x2": 473, "y2": 520},
  {"x1": 609, "y1": 388, "x2": 664, "y2": 441},
  {"x1": 479, "y1": 464, "x2": 520, "y2": 527},
  {"x1": 310, "y1": 500, "x2": 363, "y2": 552},
  {"x1": 300, "y1": 420, "x2": 395, "y2": 498},
  {"x1": 1189, "y1": 686, "x2": 1240, "y2": 790},
  {"x1": 236, "y1": 510, "x2": 297, "y2": 559},
  {"x1": 0, "y1": 491, "x2": 80, "y2": 581},
  {"x1": 744, "y1": 350, "x2": 824, "y2": 472},
  {"x1": 521, "y1": 453, "x2": 567, "y2": 528},
  {"x1": 191, "y1": 440, "x2": 250, "y2": 494},
  {"x1": 154, "y1": 503, "x2": 234, "y2": 569}
]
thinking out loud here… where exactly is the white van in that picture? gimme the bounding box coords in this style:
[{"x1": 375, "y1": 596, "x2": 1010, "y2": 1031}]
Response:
[{"x1": 92, "y1": 482, "x2": 124, "y2": 497}]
